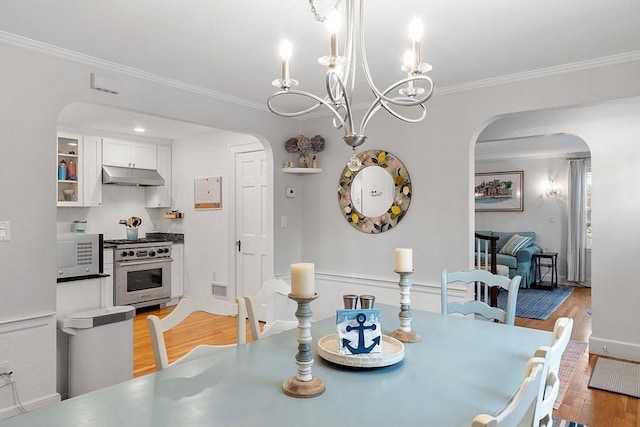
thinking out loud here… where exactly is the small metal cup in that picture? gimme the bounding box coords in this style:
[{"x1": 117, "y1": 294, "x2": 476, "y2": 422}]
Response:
[
  {"x1": 359, "y1": 295, "x2": 375, "y2": 309},
  {"x1": 343, "y1": 294, "x2": 358, "y2": 309}
]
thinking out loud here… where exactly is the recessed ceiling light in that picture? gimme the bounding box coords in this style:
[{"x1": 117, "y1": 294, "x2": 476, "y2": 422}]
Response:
[{"x1": 134, "y1": 127, "x2": 146, "y2": 133}]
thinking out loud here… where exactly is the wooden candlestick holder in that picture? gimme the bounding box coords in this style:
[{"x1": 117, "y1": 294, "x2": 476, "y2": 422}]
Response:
[
  {"x1": 282, "y1": 293, "x2": 325, "y2": 398},
  {"x1": 390, "y1": 270, "x2": 421, "y2": 343}
]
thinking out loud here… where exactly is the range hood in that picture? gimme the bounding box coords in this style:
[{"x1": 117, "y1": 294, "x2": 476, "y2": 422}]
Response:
[{"x1": 102, "y1": 166, "x2": 165, "y2": 186}]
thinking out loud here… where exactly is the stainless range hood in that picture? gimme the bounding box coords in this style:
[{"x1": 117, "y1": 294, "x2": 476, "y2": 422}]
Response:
[{"x1": 102, "y1": 166, "x2": 165, "y2": 186}]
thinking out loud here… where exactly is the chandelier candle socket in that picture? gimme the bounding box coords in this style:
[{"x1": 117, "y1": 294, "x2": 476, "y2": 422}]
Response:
[
  {"x1": 328, "y1": 10, "x2": 340, "y2": 60},
  {"x1": 291, "y1": 263, "x2": 315, "y2": 297},
  {"x1": 395, "y1": 248, "x2": 413, "y2": 272}
]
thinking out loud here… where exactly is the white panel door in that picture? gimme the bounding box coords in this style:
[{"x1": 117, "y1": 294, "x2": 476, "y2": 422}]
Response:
[{"x1": 235, "y1": 150, "x2": 268, "y2": 303}]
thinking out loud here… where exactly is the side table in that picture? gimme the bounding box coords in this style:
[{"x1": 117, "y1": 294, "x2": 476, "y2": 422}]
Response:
[{"x1": 532, "y1": 252, "x2": 558, "y2": 290}]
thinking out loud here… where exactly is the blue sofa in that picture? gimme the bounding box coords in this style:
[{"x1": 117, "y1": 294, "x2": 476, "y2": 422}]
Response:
[{"x1": 475, "y1": 231, "x2": 541, "y2": 287}]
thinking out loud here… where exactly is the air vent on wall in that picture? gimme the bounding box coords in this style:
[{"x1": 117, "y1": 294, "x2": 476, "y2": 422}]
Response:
[
  {"x1": 90, "y1": 73, "x2": 120, "y2": 94},
  {"x1": 211, "y1": 282, "x2": 227, "y2": 300}
]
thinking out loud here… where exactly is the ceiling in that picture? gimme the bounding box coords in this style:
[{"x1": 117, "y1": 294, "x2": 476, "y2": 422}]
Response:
[{"x1": 2, "y1": 0, "x2": 639, "y2": 145}]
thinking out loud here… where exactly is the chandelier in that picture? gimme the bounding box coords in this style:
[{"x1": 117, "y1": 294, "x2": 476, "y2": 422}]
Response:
[{"x1": 267, "y1": 0, "x2": 434, "y2": 167}]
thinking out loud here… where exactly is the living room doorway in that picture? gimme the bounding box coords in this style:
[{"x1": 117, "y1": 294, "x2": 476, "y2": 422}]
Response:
[{"x1": 473, "y1": 117, "x2": 592, "y2": 287}]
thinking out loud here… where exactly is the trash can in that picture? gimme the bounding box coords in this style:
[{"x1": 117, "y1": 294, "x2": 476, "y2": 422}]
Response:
[{"x1": 59, "y1": 306, "x2": 135, "y2": 397}]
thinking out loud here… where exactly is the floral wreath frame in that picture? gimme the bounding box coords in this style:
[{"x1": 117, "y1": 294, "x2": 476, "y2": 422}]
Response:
[{"x1": 337, "y1": 150, "x2": 412, "y2": 234}]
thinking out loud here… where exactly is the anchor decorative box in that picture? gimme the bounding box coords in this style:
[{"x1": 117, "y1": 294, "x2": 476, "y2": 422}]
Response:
[{"x1": 336, "y1": 309, "x2": 382, "y2": 355}]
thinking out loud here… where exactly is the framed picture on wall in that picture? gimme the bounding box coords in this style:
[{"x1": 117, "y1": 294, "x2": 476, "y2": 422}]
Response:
[{"x1": 474, "y1": 171, "x2": 524, "y2": 212}]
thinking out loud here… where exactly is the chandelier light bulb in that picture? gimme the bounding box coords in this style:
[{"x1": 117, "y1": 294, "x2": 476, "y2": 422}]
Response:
[
  {"x1": 328, "y1": 10, "x2": 341, "y2": 35},
  {"x1": 409, "y1": 17, "x2": 423, "y2": 42},
  {"x1": 280, "y1": 39, "x2": 292, "y2": 61}
]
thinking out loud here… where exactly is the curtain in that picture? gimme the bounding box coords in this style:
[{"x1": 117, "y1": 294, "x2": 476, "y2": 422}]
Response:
[{"x1": 567, "y1": 159, "x2": 588, "y2": 282}]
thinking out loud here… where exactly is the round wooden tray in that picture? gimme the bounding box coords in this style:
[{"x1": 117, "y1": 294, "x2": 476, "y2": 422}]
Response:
[{"x1": 317, "y1": 334, "x2": 404, "y2": 368}]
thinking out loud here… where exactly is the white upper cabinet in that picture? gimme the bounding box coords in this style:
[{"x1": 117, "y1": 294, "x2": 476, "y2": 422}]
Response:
[
  {"x1": 145, "y1": 145, "x2": 172, "y2": 208},
  {"x1": 102, "y1": 138, "x2": 157, "y2": 170},
  {"x1": 57, "y1": 132, "x2": 103, "y2": 207}
]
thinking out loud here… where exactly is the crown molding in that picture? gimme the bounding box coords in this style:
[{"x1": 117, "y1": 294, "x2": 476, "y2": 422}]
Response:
[
  {"x1": 435, "y1": 51, "x2": 640, "y2": 96},
  {"x1": 0, "y1": 31, "x2": 269, "y2": 112},
  {"x1": 2, "y1": 30, "x2": 638, "y2": 118}
]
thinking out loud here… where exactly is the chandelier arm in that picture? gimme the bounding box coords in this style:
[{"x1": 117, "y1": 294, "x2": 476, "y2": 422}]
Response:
[
  {"x1": 344, "y1": 0, "x2": 357, "y2": 99},
  {"x1": 357, "y1": 1, "x2": 434, "y2": 108},
  {"x1": 359, "y1": 99, "x2": 427, "y2": 136},
  {"x1": 325, "y1": 69, "x2": 355, "y2": 135},
  {"x1": 382, "y1": 75, "x2": 435, "y2": 106},
  {"x1": 357, "y1": 0, "x2": 389, "y2": 105},
  {"x1": 267, "y1": 90, "x2": 347, "y2": 130},
  {"x1": 359, "y1": 85, "x2": 429, "y2": 135}
]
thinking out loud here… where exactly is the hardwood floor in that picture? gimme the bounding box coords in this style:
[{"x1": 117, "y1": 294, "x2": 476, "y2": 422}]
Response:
[
  {"x1": 512, "y1": 286, "x2": 639, "y2": 427},
  {"x1": 133, "y1": 287, "x2": 637, "y2": 427}
]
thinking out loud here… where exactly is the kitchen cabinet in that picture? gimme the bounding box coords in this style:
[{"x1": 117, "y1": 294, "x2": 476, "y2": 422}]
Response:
[
  {"x1": 102, "y1": 138, "x2": 157, "y2": 170},
  {"x1": 145, "y1": 145, "x2": 172, "y2": 208},
  {"x1": 169, "y1": 243, "x2": 184, "y2": 305},
  {"x1": 57, "y1": 133, "x2": 103, "y2": 207}
]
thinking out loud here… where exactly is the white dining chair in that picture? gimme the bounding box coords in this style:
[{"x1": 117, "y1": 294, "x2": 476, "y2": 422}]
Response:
[
  {"x1": 471, "y1": 356, "x2": 546, "y2": 427},
  {"x1": 146, "y1": 295, "x2": 247, "y2": 370},
  {"x1": 441, "y1": 268, "x2": 521, "y2": 325},
  {"x1": 533, "y1": 317, "x2": 574, "y2": 427},
  {"x1": 245, "y1": 278, "x2": 297, "y2": 340}
]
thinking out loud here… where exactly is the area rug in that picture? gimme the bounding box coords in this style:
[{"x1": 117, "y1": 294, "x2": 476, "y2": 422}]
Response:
[
  {"x1": 553, "y1": 418, "x2": 588, "y2": 427},
  {"x1": 588, "y1": 357, "x2": 640, "y2": 398},
  {"x1": 497, "y1": 286, "x2": 574, "y2": 320},
  {"x1": 554, "y1": 340, "x2": 588, "y2": 409}
]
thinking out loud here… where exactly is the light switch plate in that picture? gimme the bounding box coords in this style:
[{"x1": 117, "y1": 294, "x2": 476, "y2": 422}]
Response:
[{"x1": 0, "y1": 221, "x2": 10, "y2": 241}]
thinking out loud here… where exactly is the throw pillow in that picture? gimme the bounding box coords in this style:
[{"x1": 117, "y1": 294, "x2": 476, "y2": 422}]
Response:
[{"x1": 499, "y1": 234, "x2": 532, "y2": 256}]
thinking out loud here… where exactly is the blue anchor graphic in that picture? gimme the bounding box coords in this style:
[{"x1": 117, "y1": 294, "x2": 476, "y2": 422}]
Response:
[{"x1": 342, "y1": 313, "x2": 381, "y2": 354}]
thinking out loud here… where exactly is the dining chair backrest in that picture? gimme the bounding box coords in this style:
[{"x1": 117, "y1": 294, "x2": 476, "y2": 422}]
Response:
[
  {"x1": 147, "y1": 295, "x2": 246, "y2": 370},
  {"x1": 245, "y1": 278, "x2": 297, "y2": 340},
  {"x1": 441, "y1": 268, "x2": 521, "y2": 325},
  {"x1": 533, "y1": 317, "x2": 574, "y2": 426},
  {"x1": 471, "y1": 357, "x2": 546, "y2": 427}
]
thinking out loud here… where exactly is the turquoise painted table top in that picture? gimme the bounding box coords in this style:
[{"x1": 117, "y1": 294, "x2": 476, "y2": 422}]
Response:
[{"x1": 3, "y1": 305, "x2": 551, "y2": 427}]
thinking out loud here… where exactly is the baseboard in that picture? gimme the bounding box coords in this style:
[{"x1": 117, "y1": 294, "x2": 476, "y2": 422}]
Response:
[
  {"x1": 589, "y1": 336, "x2": 640, "y2": 362},
  {"x1": 0, "y1": 392, "x2": 60, "y2": 420}
]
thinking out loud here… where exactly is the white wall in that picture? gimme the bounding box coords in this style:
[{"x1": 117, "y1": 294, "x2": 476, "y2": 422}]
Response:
[
  {"x1": 475, "y1": 156, "x2": 570, "y2": 280},
  {"x1": 1, "y1": 39, "x2": 639, "y2": 415},
  {"x1": 171, "y1": 130, "x2": 261, "y2": 299}
]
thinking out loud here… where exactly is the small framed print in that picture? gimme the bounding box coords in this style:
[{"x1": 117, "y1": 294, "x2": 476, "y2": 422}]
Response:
[{"x1": 475, "y1": 171, "x2": 524, "y2": 212}]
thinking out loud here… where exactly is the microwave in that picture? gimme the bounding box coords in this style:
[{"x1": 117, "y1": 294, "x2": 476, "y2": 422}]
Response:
[{"x1": 57, "y1": 233, "x2": 103, "y2": 281}]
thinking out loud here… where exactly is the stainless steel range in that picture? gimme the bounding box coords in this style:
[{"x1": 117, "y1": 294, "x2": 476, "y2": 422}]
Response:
[{"x1": 105, "y1": 239, "x2": 172, "y2": 308}]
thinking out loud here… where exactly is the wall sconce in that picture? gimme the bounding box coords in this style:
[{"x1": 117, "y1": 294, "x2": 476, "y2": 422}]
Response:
[{"x1": 545, "y1": 179, "x2": 561, "y2": 197}]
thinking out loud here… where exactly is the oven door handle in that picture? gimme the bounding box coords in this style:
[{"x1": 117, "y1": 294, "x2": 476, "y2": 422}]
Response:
[{"x1": 116, "y1": 259, "x2": 173, "y2": 267}]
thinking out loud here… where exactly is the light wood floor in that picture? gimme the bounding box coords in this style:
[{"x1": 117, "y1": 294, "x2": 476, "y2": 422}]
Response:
[{"x1": 133, "y1": 287, "x2": 638, "y2": 427}]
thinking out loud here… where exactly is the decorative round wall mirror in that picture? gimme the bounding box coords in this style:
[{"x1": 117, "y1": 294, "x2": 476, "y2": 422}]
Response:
[{"x1": 338, "y1": 150, "x2": 412, "y2": 233}]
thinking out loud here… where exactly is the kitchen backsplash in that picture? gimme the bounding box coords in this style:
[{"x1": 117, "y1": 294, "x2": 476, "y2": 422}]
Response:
[{"x1": 56, "y1": 185, "x2": 183, "y2": 239}]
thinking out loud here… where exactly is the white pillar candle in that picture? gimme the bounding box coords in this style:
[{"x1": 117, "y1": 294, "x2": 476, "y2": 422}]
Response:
[
  {"x1": 395, "y1": 248, "x2": 413, "y2": 272},
  {"x1": 291, "y1": 263, "x2": 315, "y2": 297}
]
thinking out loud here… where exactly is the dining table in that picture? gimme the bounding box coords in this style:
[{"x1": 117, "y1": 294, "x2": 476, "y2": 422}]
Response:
[{"x1": 2, "y1": 304, "x2": 551, "y2": 427}]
